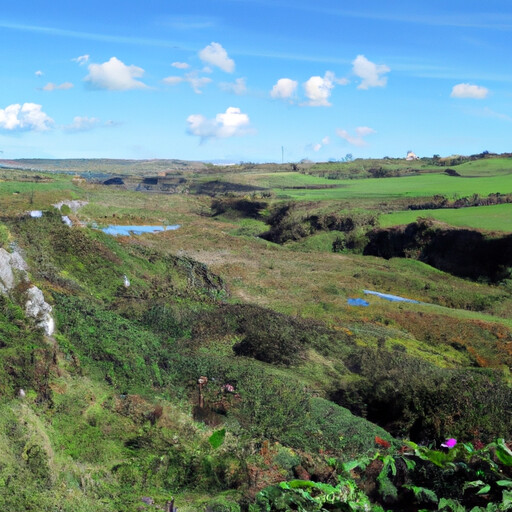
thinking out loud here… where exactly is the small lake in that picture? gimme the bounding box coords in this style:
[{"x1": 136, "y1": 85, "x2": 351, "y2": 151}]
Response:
[
  {"x1": 364, "y1": 290, "x2": 419, "y2": 303},
  {"x1": 348, "y1": 290, "x2": 420, "y2": 307},
  {"x1": 101, "y1": 224, "x2": 181, "y2": 236}
]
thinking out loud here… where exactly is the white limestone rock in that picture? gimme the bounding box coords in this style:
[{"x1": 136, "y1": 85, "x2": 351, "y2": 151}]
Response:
[
  {"x1": 0, "y1": 248, "x2": 15, "y2": 291},
  {"x1": 25, "y1": 285, "x2": 54, "y2": 336}
]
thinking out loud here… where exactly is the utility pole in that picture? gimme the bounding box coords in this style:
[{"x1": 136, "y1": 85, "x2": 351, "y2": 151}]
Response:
[{"x1": 281, "y1": 146, "x2": 284, "y2": 164}]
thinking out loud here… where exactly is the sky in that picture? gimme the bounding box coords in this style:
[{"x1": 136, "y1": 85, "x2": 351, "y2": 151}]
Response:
[{"x1": 1, "y1": 0, "x2": 512, "y2": 163}]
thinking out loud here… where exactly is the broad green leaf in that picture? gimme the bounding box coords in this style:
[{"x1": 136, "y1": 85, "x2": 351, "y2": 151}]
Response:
[
  {"x1": 496, "y1": 439, "x2": 512, "y2": 466},
  {"x1": 476, "y1": 484, "x2": 491, "y2": 495},
  {"x1": 342, "y1": 459, "x2": 362, "y2": 472},
  {"x1": 497, "y1": 480, "x2": 512, "y2": 487},
  {"x1": 463, "y1": 480, "x2": 486, "y2": 491},
  {"x1": 208, "y1": 428, "x2": 226, "y2": 449},
  {"x1": 502, "y1": 490, "x2": 512, "y2": 507},
  {"x1": 404, "y1": 457, "x2": 416, "y2": 471}
]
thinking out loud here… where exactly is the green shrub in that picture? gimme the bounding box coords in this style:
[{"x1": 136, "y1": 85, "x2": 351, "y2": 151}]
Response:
[
  {"x1": 206, "y1": 496, "x2": 241, "y2": 512},
  {"x1": 0, "y1": 223, "x2": 9, "y2": 248},
  {"x1": 332, "y1": 347, "x2": 512, "y2": 443}
]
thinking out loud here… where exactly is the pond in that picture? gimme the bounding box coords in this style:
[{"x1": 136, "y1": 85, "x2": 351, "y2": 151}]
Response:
[
  {"x1": 347, "y1": 298, "x2": 370, "y2": 307},
  {"x1": 100, "y1": 224, "x2": 181, "y2": 236},
  {"x1": 348, "y1": 290, "x2": 420, "y2": 307},
  {"x1": 363, "y1": 290, "x2": 419, "y2": 303}
]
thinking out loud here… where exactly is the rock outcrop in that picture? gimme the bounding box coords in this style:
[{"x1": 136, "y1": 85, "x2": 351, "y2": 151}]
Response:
[{"x1": 0, "y1": 247, "x2": 54, "y2": 336}]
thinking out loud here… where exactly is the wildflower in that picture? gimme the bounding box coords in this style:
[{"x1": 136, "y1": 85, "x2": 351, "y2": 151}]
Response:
[
  {"x1": 375, "y1": 436, "x2": 391, "y2": 448},
  {"x1": 441, "y1": 438, "x2": 457, "y2": 448},
  {"x1": 222, "y1": 383, "x2": 235, "y2": 393}
]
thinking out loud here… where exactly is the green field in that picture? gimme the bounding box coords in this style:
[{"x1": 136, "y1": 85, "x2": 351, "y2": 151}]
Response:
[
  {"x1": 380, "y1": 203, "x2": 512, "y2": 232},
  {"x1": 450, "y1": 157, "x2": 512, "y2": 176},
  {"x1": 276, "y1": 173, "x2": 512, "y2": 200},
  {"x1": 239, "y1": 171, "x2": 512, "y2": 201}
]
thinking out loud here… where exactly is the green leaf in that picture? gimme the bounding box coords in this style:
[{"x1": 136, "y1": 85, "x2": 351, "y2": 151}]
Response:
[
  {"x1": 502, "y1": 490, "x2": 512, "y2": 507},
  {"x1": 475, "y1": 484, "x2": 491, "y2": 495},
  {"x1": 496, "y1": 439, "x2": 512, "y2": 466},
  {"x1": 497, "y1": 480, "x2": 512, "y2": 488},
  {"x1": 403, "y1": 484, "x2": 437, "y2": 503},
  {"x1": 463, "y1": 480, "x2": 486, "y2": 491},
  {"x1": 208, "y1": 428, "x2": 226, "y2": 449},
  {"x1": 342, "y1": 459, "x2": 362, "y2": 472},
  {"x1": 404, "y1": 457, "x2": 416, "y2": 471}
]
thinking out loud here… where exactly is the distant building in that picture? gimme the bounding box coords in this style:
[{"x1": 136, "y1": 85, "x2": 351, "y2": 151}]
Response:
[{"x1": 406, "y1": 151, "x2": 419, "y2": 161}]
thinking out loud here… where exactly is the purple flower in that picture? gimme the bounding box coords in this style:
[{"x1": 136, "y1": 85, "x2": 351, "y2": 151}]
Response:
[{"x1": 441, "y1": 438, "x2": 457, "y2": 448}]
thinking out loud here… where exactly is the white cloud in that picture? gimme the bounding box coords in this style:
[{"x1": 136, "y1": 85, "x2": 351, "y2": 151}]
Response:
[
  {"x1": 0, "y1": 103, "x2": 53, "y2": 131},
  {"x1": 355, "y1": 126, "x2": 375, "y2": 137},
  {"x1": 186, "y1": 74, "x2": 212, "y2": 94},
  {"x1": 303, "y1": 71, "x2": 340, "y2": 106},
  {"x1": 85, "y1": 57, "x2": 147, "y2": 90},
  {"x1": 42, "y1": 82, "x2": 74, "y2": 91},
  {"x1": 163, "y1": 71, "x2": 212, "y2": 93},
  {"x1": 172, "y1": 61, "x2": 190, "y2": 69},
  {"x1": 270, "y1": 78, "x2": 298, "y2": 100},
  {"x1": 451, "y1": 83, "x2": 489, "y2": 99},
  {"x1": 337, "y1": 126, "x2": 376, "y2": 146},
  {"x1": 220, "y1": 77, "x2": 247, "y2": 95},
  {"x1": 35, "y1": 70, "x2": 43, "y2": 77},
  {"x1": 72, "y1": 54, "x2": 90, "y2": 65},
  {"x1": 312, "y1": 136, "x2": 331, "y2": 152},
  {"x1": 352, "y1": 55, "x2": 390, "y2": 89},
  {"x1": 64, "y1": 116, "x2": 101, "y2": 132},
  {"x1": 199, "y1": 42, "x2": 235, "y2": 73},
  {"x1": 187, "y1": 107, "x2": 251, "y2": 140},
  {"x1": 163, "y1": 76, "x2": 184, "y2": 85}
]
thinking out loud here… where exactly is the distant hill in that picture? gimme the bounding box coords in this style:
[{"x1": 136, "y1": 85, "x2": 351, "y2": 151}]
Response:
[{"x1": 0, "y1": 158, "x2": 208, "y2": 175}]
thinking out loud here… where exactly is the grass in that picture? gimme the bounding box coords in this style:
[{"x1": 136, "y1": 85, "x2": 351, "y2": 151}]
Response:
[
  {"x1": 380, "y1": 203, "x2": 512, "y2": 232},
  {"x1": 451, "y1": 156, "x2": 512, "y2": 176},
  {"x1": 2, "y1": 158, "x2": 512, "y2": 510},
  {"x1": 277, "y1": 173, "x2": 512, "y2": 201}
]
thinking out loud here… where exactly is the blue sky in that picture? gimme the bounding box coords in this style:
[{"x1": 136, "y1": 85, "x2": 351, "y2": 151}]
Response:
[{"x1": 1, "y1": 0, "x2": 512, "y2": 162}]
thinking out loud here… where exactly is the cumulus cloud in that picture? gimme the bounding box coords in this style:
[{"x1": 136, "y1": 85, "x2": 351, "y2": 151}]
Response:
[
  {"x1": 64, "y1": 116, "x2": 101, "y2": 132},
  {"x1": 163, "y1": 71, "x2": 212, "y2": 94},
  {"x1": 0, "y1": 103, "x2": 53, "y2": 131},
  {"x1": 172, "y1": 61, "x2": 190, "y2": 69},
  {"x1": 336, "y1": 126, "x2": 376, "y2": 146},
  {"x1": 72, "y1": 54, "x2": 90, "y2": 65},
  {"x1": 312, "y1": 136, "x2": 331, "y2": 152},
  {"x1": 352, "y1": 55, "x2": 390, "y2": 89},
  {"x1": 85, "y1": 57, "x2": 147, "y2": 90},
  {"x1": 199, "y1": 42, "x2": 234, "y2": 73},
  {"x1": 220, "y1": 77, "x2": 247, "y2": 95},
  {"x1": 303, "y1": 71, "x2": 343, "y2": 106},
  {"x1": 35, "y1": 70, "x2": 43, "y2": 77},
  {"x1": 270, "y1": 78, "x2": 298, "y2": 100},
  {"x1": 163, "y1": 76, "x2": 183, "y2": 85},
  {"x1": 42, "y1": 82, "x2": 74, "y2": 91},
  {"x1": 187, "y1": 107, "x2": 251, "y2": 141},
  {"x1": 451, "y1": 83, "x2": 489, "y2": 99}
]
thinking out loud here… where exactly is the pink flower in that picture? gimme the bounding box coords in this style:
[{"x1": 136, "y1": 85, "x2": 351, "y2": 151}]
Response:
[{"x1": 441, "y1": 438, "x2": 457, "y2": 448}]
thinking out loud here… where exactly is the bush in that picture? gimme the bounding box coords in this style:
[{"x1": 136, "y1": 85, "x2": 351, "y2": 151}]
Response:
[{"x1": 332, "y1": 347, "x2": 512, "y2": 443}]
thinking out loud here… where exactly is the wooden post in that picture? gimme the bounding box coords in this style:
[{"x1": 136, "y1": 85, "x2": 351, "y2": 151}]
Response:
[{"x1": 198, "y1": 376, "x2": 208, "y2": 409}]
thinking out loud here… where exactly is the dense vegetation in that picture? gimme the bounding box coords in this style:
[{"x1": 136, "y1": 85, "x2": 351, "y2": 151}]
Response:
[{"x1": 1, "y1": 154, "x2": 512, "y2": 511}]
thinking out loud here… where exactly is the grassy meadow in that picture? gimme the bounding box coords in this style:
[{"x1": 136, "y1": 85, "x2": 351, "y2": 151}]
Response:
[
  {"x1": 1, "y1": 155, "x2": 512, "y2": 510},
  {"x1": 380, "y1": 203, "x2": 512, "y2": 232}
]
